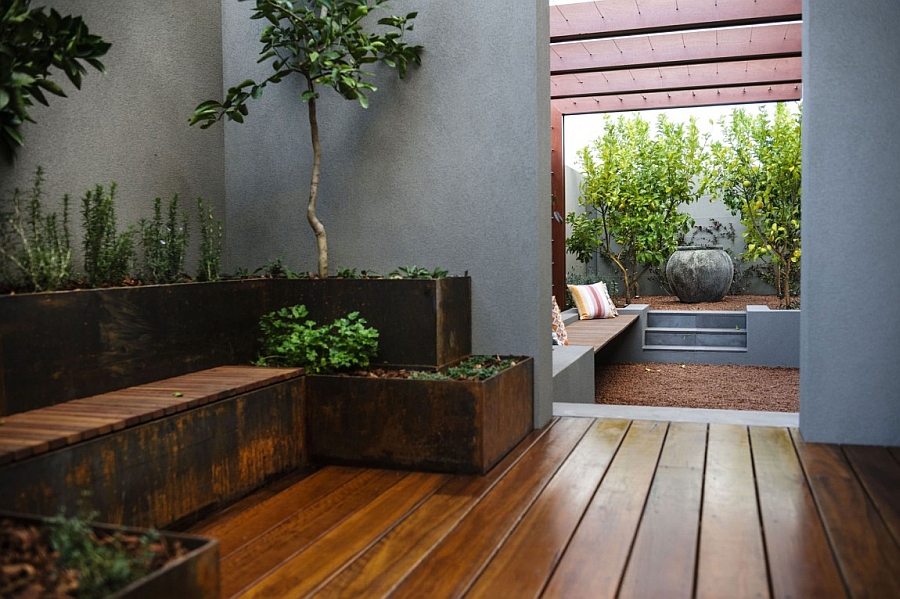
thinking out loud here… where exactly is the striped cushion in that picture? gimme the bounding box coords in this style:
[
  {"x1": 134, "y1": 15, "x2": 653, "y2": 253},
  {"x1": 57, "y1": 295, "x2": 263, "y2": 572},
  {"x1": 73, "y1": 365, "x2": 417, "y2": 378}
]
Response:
[{"x1": 568, "y1": 282, "x2": 618, "y2": 320}]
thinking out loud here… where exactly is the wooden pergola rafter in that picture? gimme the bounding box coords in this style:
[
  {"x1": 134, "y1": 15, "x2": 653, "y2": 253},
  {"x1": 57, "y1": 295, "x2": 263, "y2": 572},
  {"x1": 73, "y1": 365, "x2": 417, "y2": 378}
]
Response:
[{"x1": 548, "y1": 0, "x2": 803, "y2": 305}]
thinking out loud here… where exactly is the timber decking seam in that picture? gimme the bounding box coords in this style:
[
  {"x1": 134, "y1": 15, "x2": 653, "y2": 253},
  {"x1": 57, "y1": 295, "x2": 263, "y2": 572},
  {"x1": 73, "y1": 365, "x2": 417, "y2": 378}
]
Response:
[
  {"x1": 308, "y1": 419, "x2": 561, "y2": 599},
  {"x1": 0, "y1": 366, "x2": 304, "y2": 464}
]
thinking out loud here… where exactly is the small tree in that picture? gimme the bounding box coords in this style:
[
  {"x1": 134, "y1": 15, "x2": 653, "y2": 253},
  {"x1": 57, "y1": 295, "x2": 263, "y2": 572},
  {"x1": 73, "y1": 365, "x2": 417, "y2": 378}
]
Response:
[
  {"x1": 566, "y1": 113, "x2": 708, "y2": 303},
  {"x1": 710, "y1": 103, "x2": 801, "y2": 307},
  {"x1": 190, "y1": 0, "x2": 422, "y2": 278},
  {"x1": 0, "y1": 0, "x2": 110, "y2": 161}
]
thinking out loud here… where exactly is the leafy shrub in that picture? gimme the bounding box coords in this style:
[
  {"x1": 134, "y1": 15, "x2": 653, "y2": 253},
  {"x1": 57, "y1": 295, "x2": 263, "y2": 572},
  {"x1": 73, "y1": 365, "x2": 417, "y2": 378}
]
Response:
[
  {"x1": 566, "y1": 113, "x2": 709, "y2": 303},
  {"x1": 0, "y1": 1, "x2": 110, "y2": 161},
  {"x1": 140, "y1": 194, "x2": 189, "y2": 283},
  {"x1": 254, "y1": 304, "x2": 379, "y2": 373},
  {"x1": 81, "y1": 183, "x2": 135, "y2": 287},
  {"x1": 0, "y1": 166, "x2": 73, "y2": 291},
  {"x1": 709, "y1": 103, "x2": 802, "y2": 308}
]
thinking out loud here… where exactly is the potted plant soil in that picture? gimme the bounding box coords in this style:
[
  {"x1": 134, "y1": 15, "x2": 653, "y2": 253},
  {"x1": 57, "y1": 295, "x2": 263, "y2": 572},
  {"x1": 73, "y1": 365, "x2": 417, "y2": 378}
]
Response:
[{"x1": 0, "y1": 510, "x2": 218, "y2": 599}]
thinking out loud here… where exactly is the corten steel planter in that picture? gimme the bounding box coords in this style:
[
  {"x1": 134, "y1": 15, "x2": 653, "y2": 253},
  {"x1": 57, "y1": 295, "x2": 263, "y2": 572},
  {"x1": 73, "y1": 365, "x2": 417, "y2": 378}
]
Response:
[
  {"x1": 0, "y1": 277, "x2": 471, "y2": 416},
  {"x1": 665, "y1": 246, "x2": 734, "y2": 303},
  {"x1": 305, "y1": 357, "x2": 534, "y2": 474},
  {"x1": 0, "y1": 511, "x2": 219, "y2": 599}
]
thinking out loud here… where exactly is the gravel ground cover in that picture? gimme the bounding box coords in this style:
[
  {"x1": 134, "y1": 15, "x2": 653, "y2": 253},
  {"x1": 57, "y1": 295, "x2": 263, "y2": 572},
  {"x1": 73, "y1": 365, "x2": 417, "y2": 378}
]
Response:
[{"x1": 596, "y1": 294, "x2": 799, "y2": 412}]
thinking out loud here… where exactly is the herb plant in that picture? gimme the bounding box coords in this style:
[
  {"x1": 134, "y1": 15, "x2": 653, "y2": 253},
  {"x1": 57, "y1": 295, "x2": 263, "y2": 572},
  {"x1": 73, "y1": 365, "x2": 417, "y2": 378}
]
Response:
[
  {"x1": 140, "y1": 194, "x2": 190, "y2": 284},
  {"x1": 196, "y1": 197, "x2": 223, "y2": 282},
  {"x1": 0, "y1": 166, "x2": 72, "y2": 291},
  {"x1": 190, "y1": 0, "x2": 423, "y2": 278},
  {"x1": 81, "y1": 183, "x2": 136, "y2": 287},
  {"x1": 255, "y1": 304, "x2": 379, "y2": 373}
]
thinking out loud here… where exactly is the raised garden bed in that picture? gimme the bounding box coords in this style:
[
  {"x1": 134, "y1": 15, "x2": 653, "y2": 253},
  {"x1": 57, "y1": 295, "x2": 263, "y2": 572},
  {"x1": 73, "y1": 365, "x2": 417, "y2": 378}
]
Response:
[
  {"x1": 0, "y1": 277, "x2": 470, "y2": 416},
  {"x1": 306, "y1": 356, "x2": 534, "y2": 474}
]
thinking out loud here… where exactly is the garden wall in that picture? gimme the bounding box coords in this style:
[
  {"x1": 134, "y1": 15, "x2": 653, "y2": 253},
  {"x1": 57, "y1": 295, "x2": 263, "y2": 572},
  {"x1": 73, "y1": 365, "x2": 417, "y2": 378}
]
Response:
[
  {"x1": 801, "y1": 0, "x2": 900, "y2": 445},
  {"x1": 0, "y1": 1, "x2": 227, "y2": 269}
]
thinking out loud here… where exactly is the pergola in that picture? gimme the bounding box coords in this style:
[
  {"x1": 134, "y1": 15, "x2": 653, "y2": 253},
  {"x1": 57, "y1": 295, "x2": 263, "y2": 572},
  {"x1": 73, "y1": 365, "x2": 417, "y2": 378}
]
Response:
[{"x1": 549, "y1": 0, "x2": 802, "y2": 303}]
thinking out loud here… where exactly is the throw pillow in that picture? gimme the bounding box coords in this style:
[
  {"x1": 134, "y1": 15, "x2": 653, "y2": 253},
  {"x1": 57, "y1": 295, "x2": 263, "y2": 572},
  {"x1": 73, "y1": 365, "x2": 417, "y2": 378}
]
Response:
[
  {"x1": 551, "y1": 296, "x2": 569, "y2": 345},
  {"x1": 568, "y1": 282, "x2": 618, "y2": 320}
]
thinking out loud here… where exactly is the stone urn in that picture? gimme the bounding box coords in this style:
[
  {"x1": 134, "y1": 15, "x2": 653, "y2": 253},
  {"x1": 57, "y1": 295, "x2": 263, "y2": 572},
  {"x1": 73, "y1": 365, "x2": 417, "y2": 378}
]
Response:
[{"x1": 665, "y1": 245, "x2": 733, "y2": 303}]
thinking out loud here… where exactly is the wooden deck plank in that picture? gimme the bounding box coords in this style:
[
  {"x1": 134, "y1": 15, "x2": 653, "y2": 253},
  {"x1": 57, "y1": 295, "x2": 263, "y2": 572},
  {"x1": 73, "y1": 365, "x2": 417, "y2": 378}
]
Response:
[
  {"x1": 618, "y1": 421, "x2": 708, "y2": 599},
  {"x1": 240, "y1": 472, "x2": 449, "y2": 598},
  {"x1": 842, "y1": 444, "x2": 900, "y2": 546},
  {"x1": 467, "y1": 418, "x2": 630, "y2": 599},
  {"x1": 542, "y1": 419, "x2": 668, "y2": 598},
  {"x1": 564, "y1": 314, "x2": 638, "y2": 353},
  {"x1": 792, "y1": 429, "x2": 900, "y2": 597},
  {"x1": 218, "y1": 469, "x2": 407, "y2": 598},
  {"x1": 388, "y1": 416, "x2": 594, "y2": 598},
  {"x1": 696, "y1": 424, "x2": 769, "y2": 599},
  {"x1": 311, "y1": 424, "x2": 554, "y2": 598},
  {"x1": 750, "y1": 426, "x2": 847, "y2": 599},
  {"x1": 188, "y1": 466, "x2": 365, "y2": 555}
]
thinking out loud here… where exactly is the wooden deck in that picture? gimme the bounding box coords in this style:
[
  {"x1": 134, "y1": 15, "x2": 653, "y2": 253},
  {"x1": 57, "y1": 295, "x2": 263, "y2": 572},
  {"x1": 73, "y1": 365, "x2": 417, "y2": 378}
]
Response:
[
  {"x1": 565, "y1": 313, "x2": 638, "y2": 352},
  {"x1": 188, "y1": 416, "x2": 900, "y2": 598}
]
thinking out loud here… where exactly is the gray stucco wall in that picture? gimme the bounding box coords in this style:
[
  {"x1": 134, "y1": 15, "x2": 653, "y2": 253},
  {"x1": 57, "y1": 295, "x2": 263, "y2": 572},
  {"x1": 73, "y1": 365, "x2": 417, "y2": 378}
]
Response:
[
  {"x1": 0, "y1": 1, "x2": 226, "y2": 273},
  {"x1": 800, "y1": 0, "x2": 900, "y2": 445},
  {"x1": 220, "y1": 1, "x2": 554, "y2": 426}
]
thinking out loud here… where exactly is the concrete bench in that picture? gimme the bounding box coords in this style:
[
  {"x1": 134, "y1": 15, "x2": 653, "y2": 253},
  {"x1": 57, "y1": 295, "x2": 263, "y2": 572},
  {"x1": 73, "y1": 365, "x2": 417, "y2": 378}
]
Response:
[{"x1": 552, "y1": 310, "x2": 640, "y2": 404}]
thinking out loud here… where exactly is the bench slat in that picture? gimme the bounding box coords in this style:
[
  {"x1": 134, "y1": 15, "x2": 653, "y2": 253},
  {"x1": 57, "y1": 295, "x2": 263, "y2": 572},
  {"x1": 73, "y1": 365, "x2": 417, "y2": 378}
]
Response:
[
  {"x1": 0, "y1": 366, "x2": 303, "y2": 464},
  {"x1": 565, "y1": 313, "x2": 638, "y2": 353}
]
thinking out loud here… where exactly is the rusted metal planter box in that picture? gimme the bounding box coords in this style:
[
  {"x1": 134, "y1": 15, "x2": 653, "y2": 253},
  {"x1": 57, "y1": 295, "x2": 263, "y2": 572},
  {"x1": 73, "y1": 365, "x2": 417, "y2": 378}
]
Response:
[
  {"x1": 0, "y1": 511, "x2": 219, "y2": 599},
  {"x1": 0, "y1": 277, "x2": 470, "y2": 416},
  {"x1": 305, "y1": 357, "x2": 534, "y2": 474}
]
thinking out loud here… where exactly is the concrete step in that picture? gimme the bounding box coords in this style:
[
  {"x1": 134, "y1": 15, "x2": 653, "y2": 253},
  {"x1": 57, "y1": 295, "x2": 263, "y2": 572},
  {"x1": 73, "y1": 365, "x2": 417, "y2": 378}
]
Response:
[
  {"x1": 643, "y1": 344, "x2": 747, "y2": 353},
  {"x1": 646, "y1": 310, "x2": 746, "y2": 330},
  {"x1": 644, "y1": 327, "x2": 747, "y2": 348}
]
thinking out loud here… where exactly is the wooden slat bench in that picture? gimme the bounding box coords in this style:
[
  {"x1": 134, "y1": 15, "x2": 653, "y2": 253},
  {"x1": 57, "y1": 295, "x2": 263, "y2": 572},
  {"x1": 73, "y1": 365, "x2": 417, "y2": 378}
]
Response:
[
  {"x1": 0, "y1": 366, "x2": 308, "y2": 529},
  {"x1": 564, "y1": 313, "x2": 639, "y2": 353}
]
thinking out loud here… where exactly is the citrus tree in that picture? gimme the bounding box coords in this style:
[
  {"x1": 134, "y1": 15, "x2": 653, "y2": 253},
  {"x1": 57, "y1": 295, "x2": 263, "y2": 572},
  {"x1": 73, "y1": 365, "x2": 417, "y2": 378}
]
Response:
[
  {"x1": 190, "y1": 0, "x2": 422, "y2": 278},
  {"x1": 566, "y1": 113, "x2": 709, "y2": 303},
  {"x1": 0, "y1": 0, "x2": 110, "y2": 161},
  {"x1": 709, "y1": 103, "x2": 801, "y2": 307}
]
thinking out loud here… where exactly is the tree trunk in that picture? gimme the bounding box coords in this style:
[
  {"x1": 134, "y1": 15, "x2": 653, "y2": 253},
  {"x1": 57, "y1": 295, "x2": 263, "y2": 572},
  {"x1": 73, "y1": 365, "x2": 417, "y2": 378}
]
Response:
[{"x1": 306, "y1": 88, "x2": 328, "y2": 278}]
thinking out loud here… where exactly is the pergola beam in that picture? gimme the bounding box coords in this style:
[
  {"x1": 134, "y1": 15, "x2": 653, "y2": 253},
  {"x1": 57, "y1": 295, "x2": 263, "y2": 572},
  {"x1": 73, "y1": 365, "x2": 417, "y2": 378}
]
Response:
[
  {"x1": 551, "y1": 22, "x2": 801, "y2": 75},
  {"x1": 550, "y1": 0, "x2": 801, "y2": 42},
  {"x1": 551, "y1": 56, "x2": 801, "y2": 99},
  {"x1": 551, "y1": 82, "x2": 801, "y2": 116}
]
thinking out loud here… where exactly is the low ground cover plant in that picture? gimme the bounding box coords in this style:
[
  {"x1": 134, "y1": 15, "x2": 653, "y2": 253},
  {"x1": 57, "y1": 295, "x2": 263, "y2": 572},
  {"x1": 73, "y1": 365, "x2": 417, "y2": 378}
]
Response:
[{"x1": 0, "y1": 509, "x2": 186, "y2": 599}]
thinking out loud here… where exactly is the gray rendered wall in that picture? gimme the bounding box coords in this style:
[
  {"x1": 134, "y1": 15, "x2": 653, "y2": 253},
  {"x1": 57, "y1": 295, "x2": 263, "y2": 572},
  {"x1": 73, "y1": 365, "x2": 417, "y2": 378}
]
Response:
[
  {"x1": 221, "y1": 1, "x2": 554, "y2": 426},
  {"x1": 800, "y1": 0, "x2": 900, "y2": 445},
  {"x1": 0, "y1": 2, "x2": 227, "y2": 268}
]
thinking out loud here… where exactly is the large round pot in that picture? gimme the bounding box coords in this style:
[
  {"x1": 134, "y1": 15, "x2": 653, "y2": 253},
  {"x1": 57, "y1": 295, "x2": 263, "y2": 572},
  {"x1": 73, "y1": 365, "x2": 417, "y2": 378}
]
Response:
[{"x1": 665, "y1": 245, "x2": 733, "y2": 303}]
